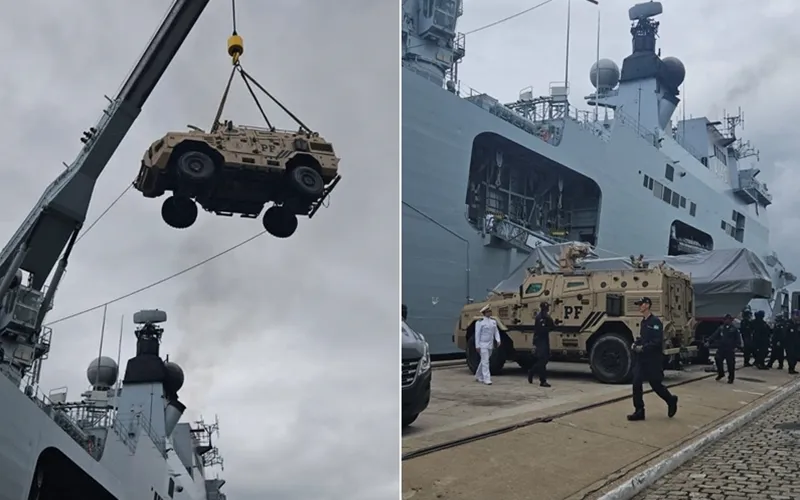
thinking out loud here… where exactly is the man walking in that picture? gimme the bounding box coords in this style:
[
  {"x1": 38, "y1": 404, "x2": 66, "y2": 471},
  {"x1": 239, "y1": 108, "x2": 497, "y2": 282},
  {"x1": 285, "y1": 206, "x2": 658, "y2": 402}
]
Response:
[
  {"x1": 627, "y1": 297, "x2": 679, "y2": 421},
  {"x1": 707, "y1": 314, "x2": 741, "y2": 383},
  {"x1": 475, "y1": 304, "x2": 501, "y2": 385},
  {"x1": 786, "y1": 311, "x2": 800, "y2": 375},
  {"x1": 740, "y1": 307, "x2": 754, "y2": 367},
  {"x1": 528, "y1": 302, "x2": 554, "y2": 387}
]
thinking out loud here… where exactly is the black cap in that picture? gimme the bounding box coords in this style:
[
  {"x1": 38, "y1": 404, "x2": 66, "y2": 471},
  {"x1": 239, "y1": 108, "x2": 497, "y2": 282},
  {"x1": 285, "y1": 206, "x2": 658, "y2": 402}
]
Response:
[
  {"x1": 633, "y1": 297, "x2": 652, "y2": 306},
  {"x1": 540, "y1": 302, "x2": 550, "y2": 309}
]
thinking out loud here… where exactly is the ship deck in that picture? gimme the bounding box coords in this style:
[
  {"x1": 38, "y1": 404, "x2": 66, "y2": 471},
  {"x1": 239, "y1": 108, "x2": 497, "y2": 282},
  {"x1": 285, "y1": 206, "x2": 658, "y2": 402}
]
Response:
[{"x1": 402, "y1": 360, "x2": 799, "y2": 500}]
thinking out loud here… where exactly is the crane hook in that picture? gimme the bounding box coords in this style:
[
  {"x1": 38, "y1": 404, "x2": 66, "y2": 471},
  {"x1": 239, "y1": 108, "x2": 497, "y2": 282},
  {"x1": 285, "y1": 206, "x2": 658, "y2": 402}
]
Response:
[{"x1": 227, "y1": 34, "x2": 244, "y2": 65}]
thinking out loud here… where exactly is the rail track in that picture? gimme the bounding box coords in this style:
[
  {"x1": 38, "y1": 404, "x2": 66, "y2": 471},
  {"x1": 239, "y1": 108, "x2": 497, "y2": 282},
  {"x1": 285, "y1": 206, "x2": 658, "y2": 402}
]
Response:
[{"x1": 402, "y1": 368, "x2": 721, "y2": 461}]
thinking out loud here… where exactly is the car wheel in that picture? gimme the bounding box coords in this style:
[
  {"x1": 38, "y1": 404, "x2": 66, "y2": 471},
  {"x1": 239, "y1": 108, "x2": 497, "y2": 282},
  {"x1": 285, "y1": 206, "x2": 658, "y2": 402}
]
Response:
[
  {"x1": 161, "y1": 196, "x2": 198, "y2": 229},
  {"x1": 262, "y1": 205, "x2": 298, "y2": 238},
  {"x1": 176, "y1": 149, "x2": 216, "y2": 182},
  {"x1": 402, "y1": 414, "x2": 418, "y2": 427},
  {"x1": 288, "y1": 166, "x2": 324, "y2": 199}
]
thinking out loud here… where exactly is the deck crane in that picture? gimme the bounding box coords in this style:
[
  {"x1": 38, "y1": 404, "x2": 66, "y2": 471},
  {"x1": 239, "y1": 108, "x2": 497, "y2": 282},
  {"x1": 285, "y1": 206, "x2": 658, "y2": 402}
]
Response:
[{"x1": 0, "y1": 0, "x2": 211, "y2": 386}]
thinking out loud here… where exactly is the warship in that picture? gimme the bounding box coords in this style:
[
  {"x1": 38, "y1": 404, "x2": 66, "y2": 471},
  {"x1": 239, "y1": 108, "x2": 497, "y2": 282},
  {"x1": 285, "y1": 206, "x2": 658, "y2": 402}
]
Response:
[
  {"x1": 0, "y1": 0, "x2": 231, "y2": 498},
  {"x1": 401, "y1": 0, "x2": 795, "y2": 355}
]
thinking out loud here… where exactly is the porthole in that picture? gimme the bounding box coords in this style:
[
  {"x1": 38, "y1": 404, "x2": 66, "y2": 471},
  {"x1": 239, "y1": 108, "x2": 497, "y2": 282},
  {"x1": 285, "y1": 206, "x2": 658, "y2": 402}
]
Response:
[
  {"x1": 621, "y1": 281, "x2": 628, "y2": 288},
  {"x1": 643, "y1": 281, "x2": 649, "y2": 287}
]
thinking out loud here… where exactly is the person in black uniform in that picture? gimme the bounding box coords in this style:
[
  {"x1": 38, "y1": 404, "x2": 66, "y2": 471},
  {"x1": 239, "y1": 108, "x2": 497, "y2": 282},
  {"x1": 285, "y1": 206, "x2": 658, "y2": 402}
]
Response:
[
  {"x1": 528, "y1": 302, "x2": 554, "y2": 387},
  {"x1": 785, "y1": 311, "x2": 800, "y2": 375},
  {"x1": 767, "y1": 312, "x2": 786, "y2": 370},
  {"x1": 401, "y1": 303, "x2": 408, "y2": 321},
  {"x1": 706, "y1": 314, "x2": 741, "y2": 383},
  {"x1": 740, "y1": 308, "x2": 754, "y2": 367},
  {"x1": 627, "y1": 297, "x2": 679, "y2": 421},
  {"x1": 752, "y1": 310, "x2": 771, "y2": 369}
]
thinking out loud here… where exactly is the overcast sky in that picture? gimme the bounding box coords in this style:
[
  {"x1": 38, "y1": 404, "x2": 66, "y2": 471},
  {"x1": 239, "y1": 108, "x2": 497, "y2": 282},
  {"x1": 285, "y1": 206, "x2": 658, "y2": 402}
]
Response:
[
  {"x1": 0, "y1": 1, "x2": 398, "y2": 499},
  {"x1": 456, "y1": 0, "x2": 800, "y2": 269}
]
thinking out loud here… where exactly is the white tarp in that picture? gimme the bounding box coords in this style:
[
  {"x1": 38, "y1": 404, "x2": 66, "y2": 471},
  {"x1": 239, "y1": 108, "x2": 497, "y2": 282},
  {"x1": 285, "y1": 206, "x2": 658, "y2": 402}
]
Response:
[{"x1": 494, "y1": 244, "x2": 773, "y2": 318}]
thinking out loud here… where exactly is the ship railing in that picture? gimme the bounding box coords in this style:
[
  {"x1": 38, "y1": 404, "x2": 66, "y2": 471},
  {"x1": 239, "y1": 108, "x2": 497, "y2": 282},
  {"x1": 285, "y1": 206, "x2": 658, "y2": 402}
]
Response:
[
  {"x1": 118, "y1": 412, "x2": 167, "y2": 457},
  {"x1": 458, "y1": 85, "x2": 564, "y2": 145}
]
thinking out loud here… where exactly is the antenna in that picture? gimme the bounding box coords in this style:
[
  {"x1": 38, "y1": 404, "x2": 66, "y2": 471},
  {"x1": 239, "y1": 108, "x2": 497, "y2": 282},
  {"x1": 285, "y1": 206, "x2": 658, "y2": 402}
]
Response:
[
  {"x1": 94, "y1": 304, "x2": 108, "y2": 388},
  {"x1": 563, "y1": 0, "x2": 572, "y2": 95},
  {"x1": 114, "y1": 315, "x2": 124, "y2": 399}
]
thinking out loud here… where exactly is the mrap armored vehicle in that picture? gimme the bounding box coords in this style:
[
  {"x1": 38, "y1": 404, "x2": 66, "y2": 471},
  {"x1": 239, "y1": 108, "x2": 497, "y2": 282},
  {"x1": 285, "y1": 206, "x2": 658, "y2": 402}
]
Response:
[
  {"x1": 455, "y1": 245, "x2": 697, "y2": 384},
  {"x1": 133, "y1": 121, "x2": 341, "y2": 238}
]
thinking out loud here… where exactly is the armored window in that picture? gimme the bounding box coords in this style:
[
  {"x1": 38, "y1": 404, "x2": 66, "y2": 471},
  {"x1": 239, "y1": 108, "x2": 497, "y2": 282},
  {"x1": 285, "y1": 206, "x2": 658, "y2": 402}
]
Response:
[
  {"x1": 665, "y1": 164, "x2": 674, "y2": 181},
  {"x1": 525, "y1": 283, "x2": 543, "y2": 294},
  {"x1": 680, "y1": 196, "x2": 686, "y2": 208},
  {"x1": 566, "y1": 281, "x2": 585, "y2": 288},
  {"x1": 643, "y1": 174, "x2": 649, "y2": 188},
  {"x1": 689, "y1": 202, "x2": 696, "y2": 217}
]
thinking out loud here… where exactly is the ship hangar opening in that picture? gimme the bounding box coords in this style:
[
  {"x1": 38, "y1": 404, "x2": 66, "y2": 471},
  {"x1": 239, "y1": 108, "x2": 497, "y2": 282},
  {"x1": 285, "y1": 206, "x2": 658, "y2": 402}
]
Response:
[{"x1": 466, "y1": 132, "x2": 601, "y2": 245}]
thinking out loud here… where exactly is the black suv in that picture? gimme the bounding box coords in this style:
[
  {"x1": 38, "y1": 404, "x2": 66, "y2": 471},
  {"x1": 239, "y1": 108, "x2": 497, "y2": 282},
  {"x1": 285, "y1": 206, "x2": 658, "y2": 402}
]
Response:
[{"x1": 402, "y1": 320, "x2": 431, "y2": 427}]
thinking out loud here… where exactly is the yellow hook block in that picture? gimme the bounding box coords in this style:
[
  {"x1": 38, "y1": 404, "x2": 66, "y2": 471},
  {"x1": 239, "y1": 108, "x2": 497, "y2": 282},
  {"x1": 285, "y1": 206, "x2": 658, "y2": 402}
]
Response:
[{"x1": 227, "y1": 34, "x2": 244, "y2": 64}]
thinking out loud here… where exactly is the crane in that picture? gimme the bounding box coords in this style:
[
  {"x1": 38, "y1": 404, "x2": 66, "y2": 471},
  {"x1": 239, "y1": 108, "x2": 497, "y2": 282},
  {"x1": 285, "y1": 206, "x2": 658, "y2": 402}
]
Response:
[{"x1": 0, "y1": 0, "x2": 211, "y2": 385}]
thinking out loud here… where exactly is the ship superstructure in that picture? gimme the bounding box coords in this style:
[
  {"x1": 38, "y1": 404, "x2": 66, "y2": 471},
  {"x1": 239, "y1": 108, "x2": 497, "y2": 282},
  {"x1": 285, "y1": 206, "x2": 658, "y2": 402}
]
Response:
[
  {"x1": 0, "y1": 310, "x2": 227, "y2": 499},
  {"x1": 401, "y1": 0, "x2": 795, "y2": 354}
]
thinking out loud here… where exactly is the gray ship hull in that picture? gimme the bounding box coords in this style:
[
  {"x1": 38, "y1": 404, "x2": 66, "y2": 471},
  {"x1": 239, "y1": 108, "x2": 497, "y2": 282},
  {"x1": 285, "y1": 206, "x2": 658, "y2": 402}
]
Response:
[
  {"x1": 402, "y1": 68, "x2": 777, "y2": 355},
  {"x1": 0, "y1": 376, "x2": 125, "y2": 499}
]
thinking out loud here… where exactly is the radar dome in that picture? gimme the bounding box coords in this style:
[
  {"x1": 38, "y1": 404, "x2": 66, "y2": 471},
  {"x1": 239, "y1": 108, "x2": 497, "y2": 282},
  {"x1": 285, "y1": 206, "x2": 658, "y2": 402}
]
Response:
[
  {"x1": 589, "y1": 59, "x2": 620, "y2": 91},
  {"x1": 661, "y1": 57, "x2": 686, "y2": 87},
  {"x1": 164, "y1": 361, "x2": 185, "y2": 394},
  {"x1": 87, "y1": 356, "x2": 119, "y2": 388}
]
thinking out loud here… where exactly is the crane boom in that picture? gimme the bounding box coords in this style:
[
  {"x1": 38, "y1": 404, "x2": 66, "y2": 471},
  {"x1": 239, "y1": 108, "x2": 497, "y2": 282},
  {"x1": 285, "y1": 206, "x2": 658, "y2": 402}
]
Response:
[
  {"x1": 0, "y1": 0, "x2": 210, "y2": 385},
  {"x1": 0, "y1": 0, "x2": 210, "y2": 290}
]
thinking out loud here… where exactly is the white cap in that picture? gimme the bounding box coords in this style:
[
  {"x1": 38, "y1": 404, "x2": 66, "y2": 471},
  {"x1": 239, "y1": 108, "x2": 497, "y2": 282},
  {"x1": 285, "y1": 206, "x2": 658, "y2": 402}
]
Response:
[{"x1": 480, "y1": 305, "x2": 491, "y2": 313}]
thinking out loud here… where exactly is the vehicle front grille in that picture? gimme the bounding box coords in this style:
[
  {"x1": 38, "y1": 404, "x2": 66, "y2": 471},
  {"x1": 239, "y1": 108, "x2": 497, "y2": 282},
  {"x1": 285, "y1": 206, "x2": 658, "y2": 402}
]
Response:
[{"x1": 402, "y1": 360, "x2": 419, "y2": 387}]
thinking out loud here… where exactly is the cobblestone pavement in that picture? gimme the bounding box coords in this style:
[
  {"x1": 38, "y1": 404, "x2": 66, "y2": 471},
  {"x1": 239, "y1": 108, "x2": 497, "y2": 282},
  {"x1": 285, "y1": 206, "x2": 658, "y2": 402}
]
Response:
[{"x1": 634, "y1": 382, "x2": 800, "y2": 500}]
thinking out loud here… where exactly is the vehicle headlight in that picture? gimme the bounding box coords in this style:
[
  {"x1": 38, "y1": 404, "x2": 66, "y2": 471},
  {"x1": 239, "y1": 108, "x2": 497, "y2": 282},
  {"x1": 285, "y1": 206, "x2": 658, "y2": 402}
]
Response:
[{"x1": 417, "y1": 342, "x2": 431, "y2": 374}]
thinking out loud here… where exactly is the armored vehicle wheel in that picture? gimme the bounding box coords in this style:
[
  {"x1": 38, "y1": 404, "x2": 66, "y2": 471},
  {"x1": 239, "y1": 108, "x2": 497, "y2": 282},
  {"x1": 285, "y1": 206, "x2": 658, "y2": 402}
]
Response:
[
  {"x1": 176, "y1": 149, "x2": 216, "y2": 182},
  {"x1": 288, "y1": 166, "x2": 325, "y2": 199},
  {"x1": 161, "y1": 196, "x2": 198, "y2": 229},
  {"x1": 262, "y1": 205, "x2": 298, "y2": 238},
  {"x1": 589, "y1": 333, "x2": 633, "y2": 384}
]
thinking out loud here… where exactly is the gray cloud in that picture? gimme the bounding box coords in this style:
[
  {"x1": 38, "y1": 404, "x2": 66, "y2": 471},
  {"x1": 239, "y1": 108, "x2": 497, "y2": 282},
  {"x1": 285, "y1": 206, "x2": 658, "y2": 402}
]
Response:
[
  {"x1": 457, "y1": 0, "x2": 800, "y2": 271},
  {"x1": 1, "y1": 1, "x2": 398, "y2": 499}
]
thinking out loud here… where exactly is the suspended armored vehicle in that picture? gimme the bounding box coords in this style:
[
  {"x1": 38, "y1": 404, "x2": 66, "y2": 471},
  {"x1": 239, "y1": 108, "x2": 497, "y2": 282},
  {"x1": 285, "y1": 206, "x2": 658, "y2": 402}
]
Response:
[
  {"x1": 133, "y1": 32, "x2": 342, "y2": 238},
  {"x1": 455, "y1": 244, "x2": 698, "y2": 383},
  {"x1": 134, "y1": 121, "x2": 340, "y2": 237}
]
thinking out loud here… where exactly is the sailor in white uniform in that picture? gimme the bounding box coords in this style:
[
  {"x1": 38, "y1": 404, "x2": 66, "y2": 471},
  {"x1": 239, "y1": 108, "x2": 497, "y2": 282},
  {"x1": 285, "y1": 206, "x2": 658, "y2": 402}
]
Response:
[{"x1": 475, "y1": 304, "x2": 501, "y2": 385}]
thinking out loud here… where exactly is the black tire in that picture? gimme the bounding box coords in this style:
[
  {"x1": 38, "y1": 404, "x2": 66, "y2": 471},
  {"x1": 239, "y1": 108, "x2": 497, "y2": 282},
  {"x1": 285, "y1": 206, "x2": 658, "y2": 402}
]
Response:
[
  {"x1": 402, "y1": 414, "x2": 418, "y2": 428},
  {"x1": 288, "y1": 166, "x2": 324, "y2": 199},
  {"x1": 589, "y1": 333, "x2": 633, "y2": 384},
  {"x1": 161, "y1": 196, "x2": 198, "y2": 229},
  {"x1": 262, "y1": 205, "x2": 298, "y2": 238},
  {"x1": 176, "y1": 149, "x2": 216, "y2": 182},
  {"x1": 466, "y1": 340, "x2": 480, "y2": 374}
]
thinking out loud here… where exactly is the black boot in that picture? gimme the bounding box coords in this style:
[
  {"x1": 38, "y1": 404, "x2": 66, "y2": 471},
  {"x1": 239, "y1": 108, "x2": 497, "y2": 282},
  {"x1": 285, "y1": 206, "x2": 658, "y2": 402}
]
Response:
[
  {"x1": 627, "y1": 410, "x2": 645, "y2": 421},
  {"x1": 527, "y1": 369, "x2": 534, "y2": 384},
  {"x1": 667, "y1": 396, "x2": 678, "y2": 418},
  {"x1": 540, "y1": 381, "x2": 551, "y2": 388},
  {"x1": 727, "y1": 378, "x2": 734, "y2": 384},
  {"x1": 715, "y1": 373, "x2": 724, "y2": 381}
]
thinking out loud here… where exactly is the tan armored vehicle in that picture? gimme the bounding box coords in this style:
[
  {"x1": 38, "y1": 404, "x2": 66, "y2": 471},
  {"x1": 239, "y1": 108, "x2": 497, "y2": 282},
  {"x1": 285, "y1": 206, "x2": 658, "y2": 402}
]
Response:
[
  {"x1": 133, "y1": 120, "x2": 341, "y2": 238},
  {"x1": 455, "y1": 244, "x2": 697, "y2": 384}
]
